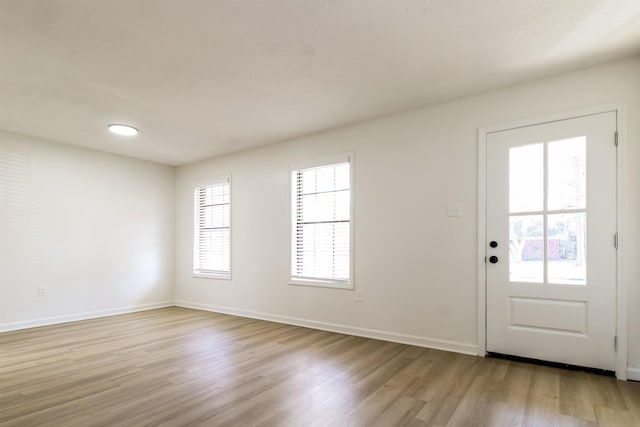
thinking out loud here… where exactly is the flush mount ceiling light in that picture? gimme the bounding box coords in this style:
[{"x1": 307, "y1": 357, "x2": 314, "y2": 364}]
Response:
[{"x1": 108, "y1": 124, "x2": 138, "y2": 136}]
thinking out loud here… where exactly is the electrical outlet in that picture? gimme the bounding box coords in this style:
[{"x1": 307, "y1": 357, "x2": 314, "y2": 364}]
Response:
[
  {"x1": 37, "y1": 286, "x2": 48, "y2": 297},
  {"x1": 355, "y1": 290, "x2": 363, "y2": 302},
  {"x1": 447, "y1": 203, "x2": 462, "y2": 217}
]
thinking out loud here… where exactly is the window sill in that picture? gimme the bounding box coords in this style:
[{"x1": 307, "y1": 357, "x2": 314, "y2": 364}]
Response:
[
  {"x1": 290, "y1": 278, "x2": 353, "y2": 290},
  {"x1": 193, "y1": 273, "x2": 231, "y2": 280}
]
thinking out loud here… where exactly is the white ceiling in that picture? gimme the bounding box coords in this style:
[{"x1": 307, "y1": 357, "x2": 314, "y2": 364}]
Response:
[{"x1": 1, "y1": 1, "x2": 640, "y2": 166}]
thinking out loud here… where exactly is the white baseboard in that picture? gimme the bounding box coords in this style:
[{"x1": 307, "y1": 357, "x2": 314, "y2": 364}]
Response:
[
  {"x1": 0, "y1": 301, "x2": 174, "y2": 333},
  {"x1": 175, "y1": 300, "x2": 479, "y2": 356},
  {"x1": 628, "y1": 366, "x2": 640, "y2": 382}
]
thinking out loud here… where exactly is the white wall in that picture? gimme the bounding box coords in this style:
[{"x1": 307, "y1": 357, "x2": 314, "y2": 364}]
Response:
[
  {"x1": 0, "y1": 131, "x2": 175, "y2": 330},
  {"x1": 175, "y1": 57, "x2": 640, "y2": 370}
]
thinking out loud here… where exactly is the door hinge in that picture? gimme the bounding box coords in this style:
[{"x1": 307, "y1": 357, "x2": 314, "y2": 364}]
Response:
[
  {"x1": 614, "y1": 336, "x2": 618, "y2": 352},
  {"x1": 615, "y1": 131, "x2": 618, "y2": 147},
  {"x1": 614, "y1": 233, "x2": 619, "y2": 249}
]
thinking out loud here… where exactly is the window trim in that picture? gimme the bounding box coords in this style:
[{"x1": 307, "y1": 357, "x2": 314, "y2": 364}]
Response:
[
  {"x1": 289, "y1": 153, "x2": 354, "y2": 289},
  {"x1": 193, "y1": 176, "x2": 232, "y2": 280}
]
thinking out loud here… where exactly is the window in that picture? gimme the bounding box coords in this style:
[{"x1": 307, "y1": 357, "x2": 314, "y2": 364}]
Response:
[
  {"x1": 291, "y1": 156, "x2": 352, "y2": 288},
  {"x1": 194, "y1": 178, "x2": 230, "y2": 278}
]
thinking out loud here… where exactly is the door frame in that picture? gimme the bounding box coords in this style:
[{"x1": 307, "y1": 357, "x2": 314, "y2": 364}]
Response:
[{"x1": 477, "y1": 103, "x2": 628, "y2": 379}]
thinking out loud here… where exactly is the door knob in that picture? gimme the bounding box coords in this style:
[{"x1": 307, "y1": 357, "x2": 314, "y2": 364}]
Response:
[
  {"x1": 490, "y1": 241, "x2": 498, "y2": 248},
  {"x1": 489, "y1": 256, "x2": 499, "y2": 264}
]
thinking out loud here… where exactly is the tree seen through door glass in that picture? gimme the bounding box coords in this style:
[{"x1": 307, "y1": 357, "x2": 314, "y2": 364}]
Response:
[
  {"x1": 548, "y1": 137, "x2": 586, "y2": 211},
  {"x1": 547, "y1": 213, "x2": 586, "y2": 284},
  {"x1": 509, "y1": 215, "x2": 544, "y2": 283}
]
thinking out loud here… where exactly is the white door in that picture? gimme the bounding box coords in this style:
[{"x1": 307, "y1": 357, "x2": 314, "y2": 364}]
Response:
[{"x1": 486, "y1": 112, "x2": 617, "y2": 370}]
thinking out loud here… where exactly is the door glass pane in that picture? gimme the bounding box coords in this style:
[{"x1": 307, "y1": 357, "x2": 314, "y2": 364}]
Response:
[
  {"x1": 548, "y1": 213, "x2": 586, "y2": 285},
  {"x1": 509, "y1": 215, "x2": 543, "y2": 283},
  {"x1": 548, "y1": 137, "x2": 586, "y2": 210},
  {"x1": 509, "y1": 143, "x2": 543, "y2": 213}
]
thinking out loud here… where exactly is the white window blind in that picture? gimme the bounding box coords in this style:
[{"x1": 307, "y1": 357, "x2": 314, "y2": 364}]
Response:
[
  {"x1": 194, "y1": 179, "x2": 230, "y2": 277},
  {"x1": 292, "y1": 160, "x2": 351, "y2": 285}
]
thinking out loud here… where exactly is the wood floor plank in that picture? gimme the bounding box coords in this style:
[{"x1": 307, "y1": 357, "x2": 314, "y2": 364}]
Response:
[
  {"x1": 523, "y1": 365, "x2": 561, "y2": 427},
  {"x1": 1, "y1": 306, "x2": 639, "y2": 426}
]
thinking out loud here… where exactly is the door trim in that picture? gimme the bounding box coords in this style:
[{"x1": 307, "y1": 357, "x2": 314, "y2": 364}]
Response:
[{"x1": 477, "y1": 103, "x2": 628, "y2": 380}]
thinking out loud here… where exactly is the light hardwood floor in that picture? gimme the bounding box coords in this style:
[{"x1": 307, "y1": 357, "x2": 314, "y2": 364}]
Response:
[{"x1": 1, "y1": 307, "x2": 639, "y2": 426}]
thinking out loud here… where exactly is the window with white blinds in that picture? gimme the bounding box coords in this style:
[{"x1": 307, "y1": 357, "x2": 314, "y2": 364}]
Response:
[
  {"x1": 193, "y1": 179, "x2": 230, "y2": 278},
  {"x1": 291, "y1": 158, "x2": 352, "y2": 287}
]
